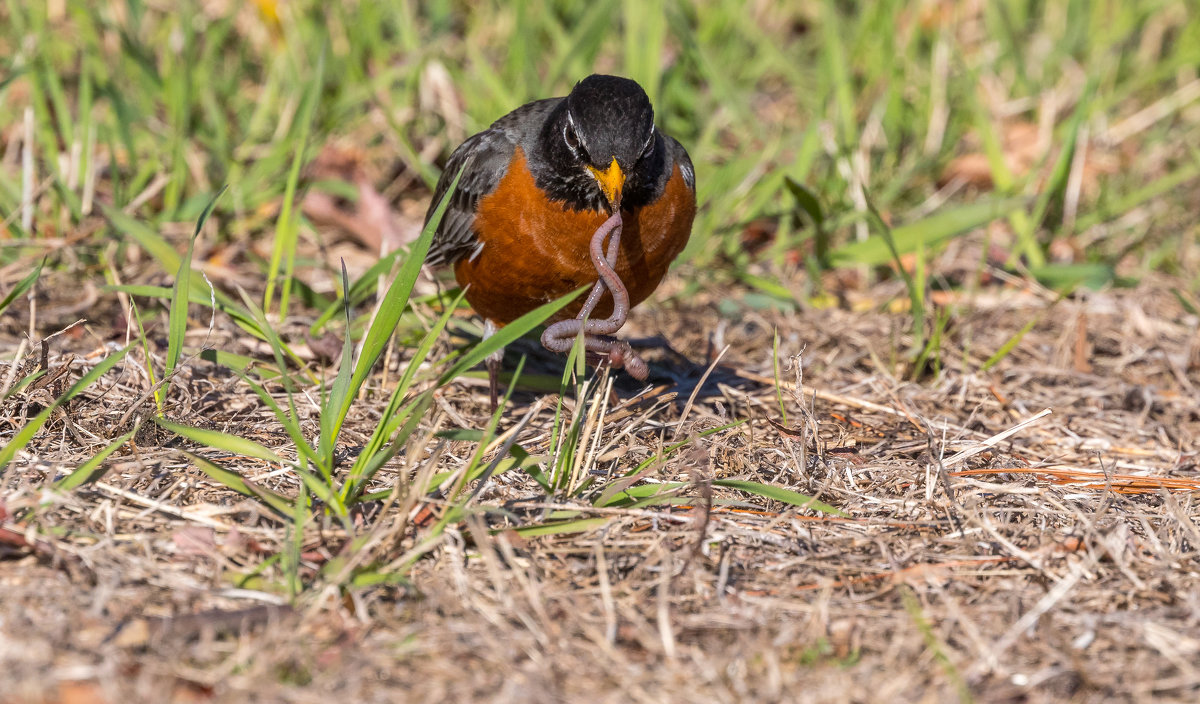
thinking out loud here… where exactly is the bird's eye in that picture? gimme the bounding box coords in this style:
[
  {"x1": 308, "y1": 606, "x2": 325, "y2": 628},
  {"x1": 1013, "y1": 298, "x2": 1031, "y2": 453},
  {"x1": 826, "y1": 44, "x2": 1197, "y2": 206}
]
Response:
[{"x1": 564, "y1": 125, "x2": 580, "y2": 150}]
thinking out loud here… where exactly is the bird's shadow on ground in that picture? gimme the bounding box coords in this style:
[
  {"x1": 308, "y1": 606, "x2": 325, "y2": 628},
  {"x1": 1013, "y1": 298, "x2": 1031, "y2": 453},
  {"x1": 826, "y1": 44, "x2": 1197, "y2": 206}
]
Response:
[{"x1": 488, "y1": 330, "x2": 760, "y2": 410}]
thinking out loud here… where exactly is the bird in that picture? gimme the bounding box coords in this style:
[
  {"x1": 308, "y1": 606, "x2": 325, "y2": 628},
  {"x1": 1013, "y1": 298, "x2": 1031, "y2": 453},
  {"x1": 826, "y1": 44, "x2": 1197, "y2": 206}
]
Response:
[{"x1": 423, "y1": 74, "x2": 696, "y2": 408}]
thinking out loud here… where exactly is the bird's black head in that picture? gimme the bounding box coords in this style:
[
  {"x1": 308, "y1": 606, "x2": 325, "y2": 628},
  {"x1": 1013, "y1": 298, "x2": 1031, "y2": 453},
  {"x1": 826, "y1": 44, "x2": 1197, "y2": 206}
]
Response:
[{"x1": 540, "y1": 75, "x2": 658, "y2": 212}]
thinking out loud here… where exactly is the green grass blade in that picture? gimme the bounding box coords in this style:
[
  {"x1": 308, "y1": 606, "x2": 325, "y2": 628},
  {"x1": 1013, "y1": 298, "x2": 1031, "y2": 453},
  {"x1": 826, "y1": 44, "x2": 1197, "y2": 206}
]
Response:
[
  {"x1": 165, "y1": 186, "x2": 227, "y2": 385},
  {"x1": 594, "y1": 420, "x2": 745, "y2": 507},
  {"x1": 830, "y1": 198, "x2": 1023, "y2": 267},
  {"x1": 317, "y1": 261, "x2": 357, "y2": 475},
  {"x1": 332, "y1": 162, "x2": 465, "y2": 436},
  {"x1": 623, "y1": 0, "x2": 666, "y2": 105},
  {"x1": 1029, "y1": 82, "x2": 1094, "y2": 233},
  {"x1": 341, "y1": 390, "x2": 435, "y2": 503},
  {"x1": 235, "y1": 287, "x2": 307, "y2": 436},
  {"x1": 513, "y1": 517, "x2": 609, "y2": 537},
  {"x1": 217, "y1": 365, "x2": 318, "y2": 465},
  {"x1": 2, "y1": 370, "x2": 45, "y2": 402},
  {"x1": 342, "y1": 289, "x2": 470, "y2": 500},
  {"x1": 0, "y1": 343, "x2": 133, "y2": 470},
  {"x1": 0, "y1": 257, "x2": 44, "y2": 315},
  {"x1": 264, "y1": 43, "x2": 327, "y2": 318},
  {"x1": 1073, "y1": 161, "x2": 1200, "y2": 233},
  {"x1": 284, "y1": 482, "x2": 309, "y2": 599},
  {"x1": 981, "y1": 316, "x2": 1039, "y2": 372},
  {"x1": 821, "y1": 0, "x2": 858, "y2": 147},
  {"x1": 53, "y1": 429, "x2": 136, "y2": 491},
  {"x1": 979, "y1": 287, "x2": 1071, "y2": 371},
  {"x1": 102, "y1": 204, "x2": 182, "y2": 273},
  {"x1": 104, "y1": 283, "x2": 281, "y2": 349},
  {"x1": 308, "y1": 244, "x2": 417, "y2": 336},
  {"x1": 154, "y1": 417, "x2": 284, "y2": 464},
  {"x1": 1029, "y1": 263, "x2": 1114, "y2": 291},
  {"x1": 595, "y1": 481, "x2": 688, "y2": 508},
  {"x1": 712, "y1": 479, "x2": 844, "y2": 516},
  {"x1": 436, "y1": 286, "x2": 585, "y2": 386},
  {"x1": 183, "y1": 451, "x2": 295, "y2": 517},
  {"x1": 195, "y1": 349, "x2": 283, "y2": 382},
  {"x1": 772, "y1": 329, "x2": 787, "y2": 424}
]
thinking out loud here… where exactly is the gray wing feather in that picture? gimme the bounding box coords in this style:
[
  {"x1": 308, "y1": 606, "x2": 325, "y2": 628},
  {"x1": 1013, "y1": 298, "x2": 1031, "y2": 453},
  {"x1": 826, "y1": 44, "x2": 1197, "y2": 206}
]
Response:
[
  {"x1": 424, "y1": 131, "x2": 515, "y2": 266},
  {"x1": 424, "y1": 98, "x2": 562, "y2": 266}
]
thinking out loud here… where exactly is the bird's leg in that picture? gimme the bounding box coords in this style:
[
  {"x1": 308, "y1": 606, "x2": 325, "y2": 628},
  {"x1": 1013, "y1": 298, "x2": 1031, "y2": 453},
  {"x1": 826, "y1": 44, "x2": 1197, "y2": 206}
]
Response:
[
  {"x1": 486, "y1": 357, "x2": 500, "y2": 412},
  {"x1": 484, "y1": 319, "x2": 503, "y2": 412},
  {"x1": 540, "y1": 212, "x2": 649, "y2": 380}
]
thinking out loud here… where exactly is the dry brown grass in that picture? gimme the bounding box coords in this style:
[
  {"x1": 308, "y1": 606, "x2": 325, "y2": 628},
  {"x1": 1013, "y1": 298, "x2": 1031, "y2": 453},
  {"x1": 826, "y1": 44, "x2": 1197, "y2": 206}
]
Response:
[
  {"x1": 3, "y1": 235, "x2": 1199, "y2": 703},
  {"x1": 3, "y1": 2, "x2": 1200, "y2": 701}
]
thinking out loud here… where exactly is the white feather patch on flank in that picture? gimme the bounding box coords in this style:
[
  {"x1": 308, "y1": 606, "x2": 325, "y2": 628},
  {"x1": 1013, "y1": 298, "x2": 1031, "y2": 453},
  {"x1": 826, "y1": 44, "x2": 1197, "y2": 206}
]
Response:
[
  {"x1": 680, "y1": 161, "x2": 695, "y2": 189},
  {"x1": 483, "y1": 319, "x2": 504, "y2": 364}
]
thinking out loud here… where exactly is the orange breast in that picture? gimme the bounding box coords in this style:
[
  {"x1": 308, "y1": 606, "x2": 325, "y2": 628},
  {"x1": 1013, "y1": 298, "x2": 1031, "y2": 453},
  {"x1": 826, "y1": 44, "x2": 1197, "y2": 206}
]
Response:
[{"x1": 455, "y1": 147, "x2": 696, "y2": 325}]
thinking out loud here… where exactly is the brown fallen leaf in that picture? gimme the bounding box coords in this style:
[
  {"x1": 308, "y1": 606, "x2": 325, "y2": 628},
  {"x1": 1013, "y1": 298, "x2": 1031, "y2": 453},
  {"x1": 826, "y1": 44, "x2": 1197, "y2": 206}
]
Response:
[
  {"x1": 171, "y1": 525, "x2": 218, "y2": 557},
  {"x1": 56, "y1": 680, "x2": 109, "y2": 704},
  {"x1": 301, "y1": 143, "x2": 421, "y2": 253},
  {"x1": 942, "y1": 119, "x2": 1119, "y2": 197},
  {"x1": 766, "y1": 417, "x2": 805, "y2": 438}
]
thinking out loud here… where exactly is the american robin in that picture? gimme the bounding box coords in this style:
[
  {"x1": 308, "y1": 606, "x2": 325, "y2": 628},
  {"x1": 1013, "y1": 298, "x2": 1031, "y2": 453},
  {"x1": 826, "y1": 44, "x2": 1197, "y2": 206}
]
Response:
[{"x1": 424, "y1": 74, "x2": 696, "y2": 407}]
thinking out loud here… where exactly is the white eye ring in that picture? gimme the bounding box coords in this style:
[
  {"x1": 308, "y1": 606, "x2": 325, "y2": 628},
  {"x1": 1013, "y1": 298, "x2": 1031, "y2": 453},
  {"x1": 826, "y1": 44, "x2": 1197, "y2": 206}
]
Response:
[
  {"x1": 640, "y1": 125, "x2": 656, "y2": 157},
  {"x1": 564, "y1": 112, "x2": 584, "y2": 153}
]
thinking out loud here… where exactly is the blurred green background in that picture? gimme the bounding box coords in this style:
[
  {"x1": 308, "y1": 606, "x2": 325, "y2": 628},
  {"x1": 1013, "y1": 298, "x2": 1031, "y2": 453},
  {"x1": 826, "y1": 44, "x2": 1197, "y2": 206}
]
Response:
[{"x1": 1, "y1": 0, "x2": 1198, "y2": 306}]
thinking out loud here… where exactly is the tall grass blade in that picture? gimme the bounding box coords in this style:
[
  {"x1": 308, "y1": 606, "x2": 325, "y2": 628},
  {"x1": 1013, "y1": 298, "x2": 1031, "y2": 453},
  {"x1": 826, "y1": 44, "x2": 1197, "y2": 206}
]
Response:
[
  {"x1": 165, "y1": 186, "x2": 227, "y2": 391},
  {"x1": 265, "y1": 43, "x2": 327, "y2": 318},
  {"x1": 285, "y1": 482, "x2": 309, "y2": 600},
  {"x1": 333, "y1": 162, "x2": 465, "y2": 436},
  {"x1": 318, "y1": 261, "x2": 357, "y2": 475}
]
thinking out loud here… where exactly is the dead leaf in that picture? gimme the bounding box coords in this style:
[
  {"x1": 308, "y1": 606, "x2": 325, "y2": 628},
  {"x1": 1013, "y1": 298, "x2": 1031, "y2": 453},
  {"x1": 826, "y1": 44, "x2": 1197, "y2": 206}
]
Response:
[{"x1": 172, "y1": 526, "x2": 217, "y2": 557}]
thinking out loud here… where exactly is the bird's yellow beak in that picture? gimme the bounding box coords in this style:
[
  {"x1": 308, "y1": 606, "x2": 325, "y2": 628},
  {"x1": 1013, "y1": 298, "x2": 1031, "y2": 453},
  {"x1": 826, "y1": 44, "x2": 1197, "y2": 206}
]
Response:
[{"x1": 586, "y1": 158, "x2": 625, "y2": 209}]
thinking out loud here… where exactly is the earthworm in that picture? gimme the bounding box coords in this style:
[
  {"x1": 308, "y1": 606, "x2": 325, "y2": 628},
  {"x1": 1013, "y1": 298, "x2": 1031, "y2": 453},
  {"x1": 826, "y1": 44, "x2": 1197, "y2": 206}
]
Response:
[{"x1": 540, "y1": 212, "x2": 649, "y2": 380}]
